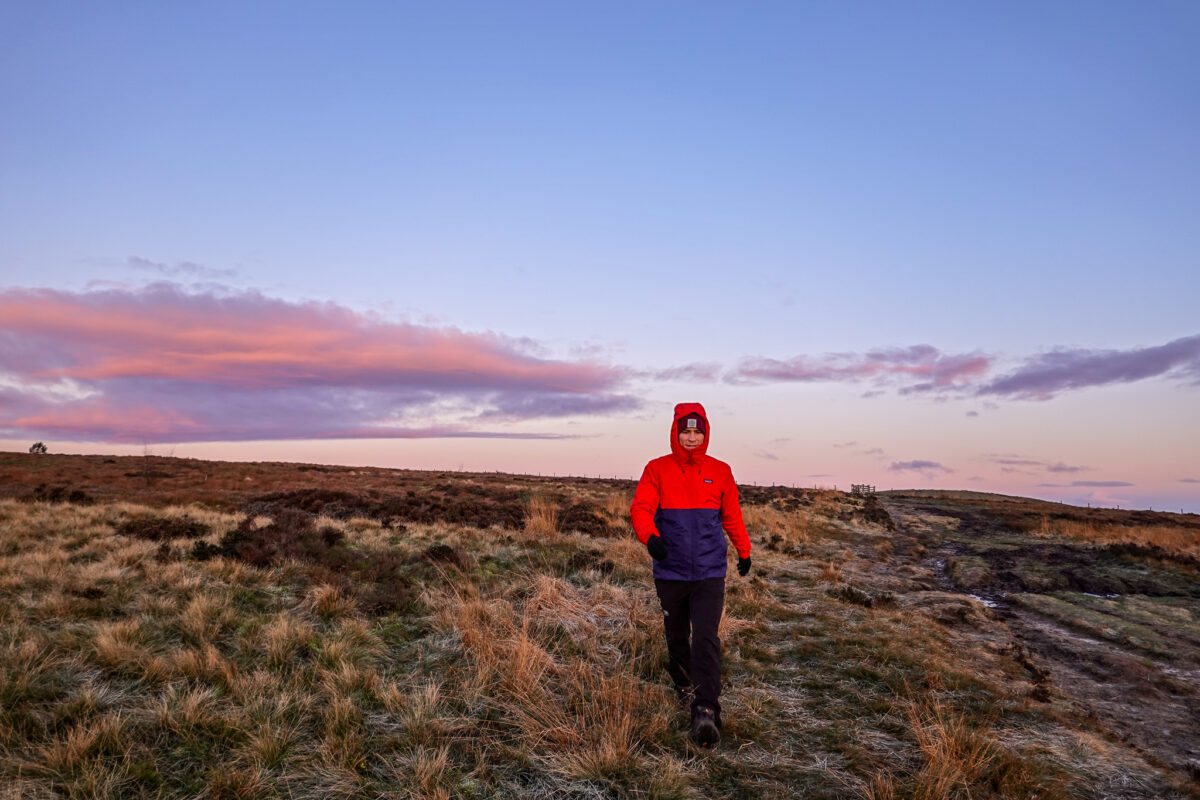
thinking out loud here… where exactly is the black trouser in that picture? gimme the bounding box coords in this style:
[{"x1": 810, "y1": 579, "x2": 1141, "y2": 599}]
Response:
[{"x1": 654, "y1": 577, "x2": 725, "y2": 718}]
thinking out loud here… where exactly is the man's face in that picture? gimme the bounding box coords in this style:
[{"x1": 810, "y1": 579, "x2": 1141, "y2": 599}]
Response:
[{"x1": 678, "y1": 428, "x2": 705, "y2": 450}]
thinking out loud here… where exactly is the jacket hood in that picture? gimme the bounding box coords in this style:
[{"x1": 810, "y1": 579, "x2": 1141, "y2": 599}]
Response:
[{"x1": 670, "y1": 402, "x2": 710, "y2": 462}]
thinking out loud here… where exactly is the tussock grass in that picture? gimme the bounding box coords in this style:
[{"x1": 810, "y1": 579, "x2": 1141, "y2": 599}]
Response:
[
  {"x1": 600, "y1": 488, "x2": 633, "y2": 520},
  {"x1": 904, "y1": 694, "x2": 1000, "y2": 799},
  {"x1": 1039, "y1": 516, "x2": 1200, "y2": 559},
  {"x1": 523, "y1": 493, "x2": 559, "y2": 538},
  {"x1": 1, "y1": 484, "x2": 1193, "y2": 799}
]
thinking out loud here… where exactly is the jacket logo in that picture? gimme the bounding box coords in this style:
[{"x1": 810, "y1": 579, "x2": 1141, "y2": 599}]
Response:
[{"x1": 703, "y1": 479, "x2": 713, "y2": 483}]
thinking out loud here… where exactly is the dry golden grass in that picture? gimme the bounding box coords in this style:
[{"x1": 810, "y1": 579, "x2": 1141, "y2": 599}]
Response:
[
  {"x1": 523, "y1": 493, "x2": 559, "y2": 537},
  {"x1": 305, "y1": 583, "x2": 358, "y2": 620},
  {"x1": 262, "y1": 615, "x2": 317, "y2": 670},
  {"x1": 821, "y1": 558, "x2": 844, "y2": 583},
  {"x1": 1, "y1": 472, "x2": 1194, "y2": 799},
  {"x1": 600, "y1": 488, "x2": 633, "y2": 519},
  {"x1": 743, "y1": 503, "x2": 806, "y2": 542},
  {"x1": 905, "y1": 695, "x2": 1000, "y2": 799},
  {"x1": 1039, "y1": 515, "x2": 1200, "y2": 559}
]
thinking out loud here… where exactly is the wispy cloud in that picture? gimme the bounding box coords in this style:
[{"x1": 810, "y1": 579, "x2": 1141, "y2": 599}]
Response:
[
  {"x1": 1080, "y1": 489, "x2": 1131, "y2": 507},
  {"x1": 754, "y1": 450, "x2": 780, "y2": 461},
  {"x1": 1180, "y1": 478, "x2": 1200, "y2": 484},
  {"x1": 474, "y1": 393, "x2": 637, "y2": 421},
  {"x1": 833, "y1": 441, "x2": 858, "y2": 448},
  {"x1": 1037, "y1": 480, "x2": 1134, "y2": 488},
  {"x1": 648, "y1": 363, "x2": 722, "y2": 382},
  {"x1": 725, "y1": 334, "x2": 1200, "y2": 402},
  {"x1": 730, "y1": 345, "x2": 991, "y2": 393},
  {"x1": 888, "y1": 460, "x2": 954, "y2": 475},
  {"x1": 980, "y1": 334, "x2": 1200, "y2": 400},
  {"x1": 989, "y1": 456, "x2": 1090, "y2": 475},
  {"x1": 0, "y1": 284, "x2": 635, "y2": 443},
  {"x1": 1046, "y1": 463, "x2": 1088, "y2": 474},
  {"x1": 128, "y1": 256, "x2": 239, "y2": 281}
]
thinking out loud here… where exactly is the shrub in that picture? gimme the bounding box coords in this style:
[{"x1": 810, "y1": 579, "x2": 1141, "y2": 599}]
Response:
[
  {"x1": 828, "y1": 584, "x2": 873, "y2": 607},
  {"x1": 422, "y1": 543, "x2": 470, "y2": 570},
  {"x1": 247, "y1": 487, "x2": 527, "y2": 530},
  {"x1": 26, "y1": 483, "x2": 92, "y2": 504},
  {"x1": 119, "y1": 516, "x2": 211, "y2": 540},
  {"x1": 558, "y1": 503, "x2": 624, "y2": 538},
  {"x1": 192, "y1": 509, "x2": 416, "y2": 614}
]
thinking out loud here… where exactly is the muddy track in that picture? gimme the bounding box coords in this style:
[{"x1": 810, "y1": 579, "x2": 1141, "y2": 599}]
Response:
[{"x1": 880, "y1": 497, "x2": 1200, "y2": 788}]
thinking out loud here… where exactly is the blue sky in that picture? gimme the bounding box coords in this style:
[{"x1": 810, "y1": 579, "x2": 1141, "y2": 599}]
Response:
[{"x1": 2, "y1": 2, "x2": 1198, "y2": 511}]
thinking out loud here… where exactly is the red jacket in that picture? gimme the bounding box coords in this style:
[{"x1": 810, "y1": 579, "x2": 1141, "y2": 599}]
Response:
[{"x1": 630, "y1": 403, "x2": 751, "y2": 581}]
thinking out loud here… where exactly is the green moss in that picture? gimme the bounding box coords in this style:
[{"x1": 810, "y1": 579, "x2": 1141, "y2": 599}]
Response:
[
  {"x1": 1013, "y1": 593, "x2": 1173, "y2": 656},
  {"x1": 947, "y1": 554, "x2": 993, "y2": 588}
]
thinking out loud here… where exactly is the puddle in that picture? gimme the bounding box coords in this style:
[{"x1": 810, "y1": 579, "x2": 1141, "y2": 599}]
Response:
[{"x1": 968, "y1": 593, "x2": 1002, "y2": 608}]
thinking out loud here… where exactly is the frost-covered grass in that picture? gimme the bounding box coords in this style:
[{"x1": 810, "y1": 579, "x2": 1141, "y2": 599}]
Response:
[{"x1": 0, "y1": 474, "x2": 1191, "y2": 799}]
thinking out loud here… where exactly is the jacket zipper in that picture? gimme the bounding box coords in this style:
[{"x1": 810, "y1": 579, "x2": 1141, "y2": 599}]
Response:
[{"x1": 690, "y1": 463, "x2": 697, "y2": 579}]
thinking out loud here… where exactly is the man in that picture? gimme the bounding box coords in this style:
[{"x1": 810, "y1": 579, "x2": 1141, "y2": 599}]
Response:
[{"x1": 630, "y1": 402, "x2": 752, "y2": 748}]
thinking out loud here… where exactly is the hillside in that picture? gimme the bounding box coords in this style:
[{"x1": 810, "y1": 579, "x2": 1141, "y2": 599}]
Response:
[{"x1": 1, "y1": 452, "x2": 1198, "y2": 799}]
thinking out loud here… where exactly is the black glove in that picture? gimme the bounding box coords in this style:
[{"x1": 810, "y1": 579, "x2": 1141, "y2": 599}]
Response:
[
  {"x1": 647, "y1": 535, "x2": 668, "y2": 562},
  {"x1": 737, "y1": 556, "x2": 751, "y2": 577}
]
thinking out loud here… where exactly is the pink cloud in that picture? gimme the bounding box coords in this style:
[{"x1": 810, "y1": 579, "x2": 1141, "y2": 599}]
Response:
[
  {"x1": 13, "y1": 402, "x2": 202, "y2": 440},
  {"x1": 9, "y1": 398, "x2": 577, "y2": 444},
  {"x1": 0, "y1": 284, "x2": 635, "y2": 443},
  {"x1": 1, "y1": 285, "x2": 620, "y2": 391}
]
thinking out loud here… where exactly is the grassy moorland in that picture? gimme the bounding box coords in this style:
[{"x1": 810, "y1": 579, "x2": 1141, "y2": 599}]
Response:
[{"x1": 1, "y1": 452, "x2": 1197, "y2": 799}]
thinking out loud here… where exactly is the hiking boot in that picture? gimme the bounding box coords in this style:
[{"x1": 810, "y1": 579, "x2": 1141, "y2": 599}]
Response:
[{"x1": 691, "y1": 705, "x2": 720, "y2": 748}]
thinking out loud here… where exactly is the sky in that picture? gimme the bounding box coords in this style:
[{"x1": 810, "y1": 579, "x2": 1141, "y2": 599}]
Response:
[{"x1": 2, "y1": 2, "x2": 1198, "y2": 512}]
